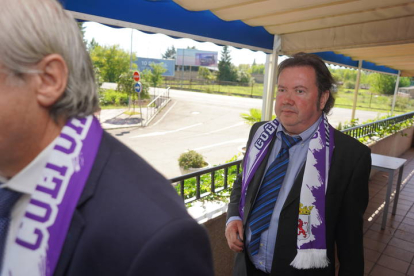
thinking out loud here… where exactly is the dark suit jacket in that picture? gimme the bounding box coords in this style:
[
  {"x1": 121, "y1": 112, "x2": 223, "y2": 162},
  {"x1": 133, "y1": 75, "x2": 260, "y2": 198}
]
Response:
[
  {"x1": 54, "y1": 132, "x2": 214, "y2": 276},
  {"x1": 227, "y1": 122, "x2": 371, "y2": 276}
]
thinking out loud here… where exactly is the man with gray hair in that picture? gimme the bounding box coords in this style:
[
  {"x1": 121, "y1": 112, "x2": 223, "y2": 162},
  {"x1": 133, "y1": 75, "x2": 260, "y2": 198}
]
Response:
[{"x1": 0, "y1": 0, "x2": 214, "y2": 275}]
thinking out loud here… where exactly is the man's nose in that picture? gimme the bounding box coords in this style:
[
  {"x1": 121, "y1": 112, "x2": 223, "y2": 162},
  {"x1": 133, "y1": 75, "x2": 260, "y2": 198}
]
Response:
[{"x1": 282, "y1": 91, "x2": 294, "y2": 105}]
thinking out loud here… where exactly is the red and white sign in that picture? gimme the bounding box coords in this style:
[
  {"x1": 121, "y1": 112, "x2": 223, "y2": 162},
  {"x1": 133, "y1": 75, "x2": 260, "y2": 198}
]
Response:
[{"x1": 133, "y1": 71, "x2": 140, "y2": 82}]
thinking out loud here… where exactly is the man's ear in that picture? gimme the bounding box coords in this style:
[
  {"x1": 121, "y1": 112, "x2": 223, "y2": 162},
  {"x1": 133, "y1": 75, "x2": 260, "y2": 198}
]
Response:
[
  {"x1": 319, "y1": 90, "x2": 329, "y2": 110},
  {"x1": 35, "y1": 54, "x2": 68, "y2": 107}
]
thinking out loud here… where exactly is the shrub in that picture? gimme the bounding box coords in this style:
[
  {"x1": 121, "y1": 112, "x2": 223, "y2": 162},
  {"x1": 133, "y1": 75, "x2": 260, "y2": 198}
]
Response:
[
  {"x1": 100, "y1": 89, "x2": 128, "y2": 106},
  {"x1": 240, "y1": 108, "x2": 276, "y2": 125},
  {"x1": 344, "y1": 80, "x2": 355, "y2": 89},
  {"x1": 178, "y1": 150, "x2": 208, "y2": 170},
  {"x1": 174, "y1": 154, "x2": 240, "y2": 204},
  {"x1": 395, "y1": 97, "x2": 412, "y2": 111}
]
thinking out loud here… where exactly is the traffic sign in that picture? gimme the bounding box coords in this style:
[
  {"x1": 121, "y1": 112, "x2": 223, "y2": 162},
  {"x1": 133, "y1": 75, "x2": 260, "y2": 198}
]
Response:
[
  {"x1": 134, "y1": 82, "x2": 142, "y2": 93},
  {"x1": 133, "y1": 71, "x2": 140, "y2": 82}
]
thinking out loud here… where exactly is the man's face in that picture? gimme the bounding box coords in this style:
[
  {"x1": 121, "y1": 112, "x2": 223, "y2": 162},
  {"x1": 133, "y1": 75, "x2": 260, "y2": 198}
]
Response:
[{"x1": 275, "y1": 66, "x2": 328, "y2": 135}]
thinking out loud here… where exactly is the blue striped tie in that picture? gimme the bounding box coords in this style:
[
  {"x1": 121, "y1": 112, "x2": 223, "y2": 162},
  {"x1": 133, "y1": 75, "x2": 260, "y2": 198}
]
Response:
[
  {"x1": 248, "y1": 132, "x2": 301, "y2": 256},
  {"x1": 0, "y1": 187, "x2": 22, "y2": 269}
]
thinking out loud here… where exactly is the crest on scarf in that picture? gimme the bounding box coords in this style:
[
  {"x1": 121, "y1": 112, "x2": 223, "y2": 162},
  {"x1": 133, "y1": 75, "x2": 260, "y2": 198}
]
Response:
[{"x1": 297, "y1": 203, "x2": 314, "y2": 240}]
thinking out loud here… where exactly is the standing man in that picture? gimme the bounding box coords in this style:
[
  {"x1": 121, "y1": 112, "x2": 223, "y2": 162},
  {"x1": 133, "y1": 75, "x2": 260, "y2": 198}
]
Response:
[
  {"x1": 0, "y1": 0, "x2": 214, "y2": 275},
  {"x1": 226, "y1": 53, "x2": 371, "y2": 275}
]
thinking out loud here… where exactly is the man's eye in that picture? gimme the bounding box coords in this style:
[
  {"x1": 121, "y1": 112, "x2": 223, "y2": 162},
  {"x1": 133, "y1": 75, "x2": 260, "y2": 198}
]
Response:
[
  {"x1": 278, "y1": 88, "x2": 285, "y2": 93},
  {"x1": 296, "y1": 89, "x2": 305, "y2": 94}
]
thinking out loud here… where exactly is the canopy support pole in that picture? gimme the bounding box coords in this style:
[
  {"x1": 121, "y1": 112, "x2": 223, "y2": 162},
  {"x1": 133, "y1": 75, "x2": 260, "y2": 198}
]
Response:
[
  {"x1": 351, "y1": 60, "x2": 362, "y2": 121},
  {"x1": 261, "y1": 35, "x2": 281, "y2": 121},
  {"x1": 391, "y1": 71, "x2": 401, "y2": 115}
]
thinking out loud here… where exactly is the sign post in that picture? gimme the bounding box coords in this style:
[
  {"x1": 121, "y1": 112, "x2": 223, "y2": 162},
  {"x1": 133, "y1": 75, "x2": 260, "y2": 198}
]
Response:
[{"x1": 133, "y1": 72, "x2": 143, "y2": 126}]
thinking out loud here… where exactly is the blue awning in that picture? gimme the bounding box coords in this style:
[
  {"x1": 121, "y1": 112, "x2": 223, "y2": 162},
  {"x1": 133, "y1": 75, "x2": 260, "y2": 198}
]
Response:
[
  {"x1": 314, "y1": 52, "x2": 399, "y2": 75},
  {"x1": 59, "y1": 0, "x2": 399, "y2": 75},
  {"x1": 59, "y1": 0, "x2": 274, "y2": 52}
]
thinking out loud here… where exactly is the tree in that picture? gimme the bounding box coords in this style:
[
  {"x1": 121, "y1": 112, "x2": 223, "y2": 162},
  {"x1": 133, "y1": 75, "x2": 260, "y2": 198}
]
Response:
[
  {"x1": 238, "y1": 64, "x2": 251, "y2": 73},
  {"x1": 238, "y1": 70, "x2": 254, "y2": 85},
  {"x1": 217, "y1": 46, "x2": 238, "y2": 82},
  {"x1": 90, "y1": 45, "x2": 133, "y2": 83},
  {"x1": 251, "y1": 63, "x2": 265, "y2": 75},
  {"x1": 77, "y1": 22, "x2": 87, "y2": 45},
  {"x1": 369, "y1": 74, "x2": 411, "y2": 94},
  {"x1": 237, "y1": 64, "x2": 254, "y2": 84},
  {"x1": 162, "y1": 45, "x2": 176, "y2": 59},
  {"x1": 94, "y1": 66, "x2": 104, "y2": 89},
  {"x1": 142, "y1": 63, "x2": 167, "y2": 88},
  {"x1": 198, "y1": 67, "x2": 215, "y2": 81},
  {"x1": 117, "y1": 71, "x2": 149, "y2": 110},
  {"x1": 88, "y1": 38, "x2": 99, "y2": 52}
]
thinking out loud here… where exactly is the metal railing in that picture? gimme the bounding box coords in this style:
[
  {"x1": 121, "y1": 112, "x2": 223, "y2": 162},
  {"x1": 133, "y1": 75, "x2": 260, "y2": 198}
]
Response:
[
  {"x1": 170, "y1": 160, "x2": 242, "y2": 203},
  {"x1": 170, "y1": 111, "x2": 414, "y2": 202},
  {"x1": 342, "y1": 111, "x2": 414, "y2": 139},
  {"x1": 145, "y1": 87, "x2": 171, "y2": 126}
]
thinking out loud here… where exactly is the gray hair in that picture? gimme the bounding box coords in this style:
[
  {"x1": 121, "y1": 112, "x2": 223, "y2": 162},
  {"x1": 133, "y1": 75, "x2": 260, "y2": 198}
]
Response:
[{"x1": 0, "y1": 0, "x2": 99, "y2": 120}]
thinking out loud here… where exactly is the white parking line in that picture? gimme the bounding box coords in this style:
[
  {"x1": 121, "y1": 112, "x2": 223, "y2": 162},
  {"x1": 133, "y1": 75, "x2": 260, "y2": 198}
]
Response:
[
  {"x1": 204, "y1": 122, "x2": 244, "y2": 135},
  {"x1": 191, "y1": 122, "x2": 245, "y2": 138},
  {"x1": 130, "y1": 123, "x2": 203, "y2": 138},
  {"x1": 151, "y1": 101, "x2": 177, "y2": 127}
]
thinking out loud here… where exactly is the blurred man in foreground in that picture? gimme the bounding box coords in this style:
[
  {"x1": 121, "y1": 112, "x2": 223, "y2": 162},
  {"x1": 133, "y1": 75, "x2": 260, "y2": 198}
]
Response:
[{"x1": 0, "y1": 0, "x2": 213, "y2": 275}]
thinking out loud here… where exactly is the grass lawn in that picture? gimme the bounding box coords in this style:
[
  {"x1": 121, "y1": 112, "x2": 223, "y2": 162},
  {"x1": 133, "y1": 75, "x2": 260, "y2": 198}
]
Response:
[
  {"x1": 165, "y1": 80, "x2": 264, "y2": 97},
  {"x1": 333, "y1": 88, "x2": 413, "y2": 113}
]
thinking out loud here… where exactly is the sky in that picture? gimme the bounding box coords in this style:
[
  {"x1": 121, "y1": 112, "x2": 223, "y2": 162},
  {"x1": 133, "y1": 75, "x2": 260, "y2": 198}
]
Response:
[{"x1": 84, "y1": 22, "x2": 268, "y2": 66}]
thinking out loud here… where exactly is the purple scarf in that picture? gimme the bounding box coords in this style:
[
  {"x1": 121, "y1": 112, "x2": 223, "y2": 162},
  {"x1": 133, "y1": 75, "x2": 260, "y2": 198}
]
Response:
[
  {"x1": 240, "y1": 114, "x2": 335, "y2": 269},
  {"x1": 5, "y1": 116, "x2": 102, "y2": 276}
]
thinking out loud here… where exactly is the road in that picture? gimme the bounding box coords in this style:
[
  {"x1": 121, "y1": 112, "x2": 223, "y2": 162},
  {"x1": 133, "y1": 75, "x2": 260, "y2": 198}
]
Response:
[{"x1": 106, "y1": 89, "x2": 387, "y2": 178}]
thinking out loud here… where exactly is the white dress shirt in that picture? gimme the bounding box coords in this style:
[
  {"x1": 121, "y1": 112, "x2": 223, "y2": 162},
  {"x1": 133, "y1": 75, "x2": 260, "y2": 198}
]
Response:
[{"x1": 0, "y1": 139, "x2": 56, "y2": 273}]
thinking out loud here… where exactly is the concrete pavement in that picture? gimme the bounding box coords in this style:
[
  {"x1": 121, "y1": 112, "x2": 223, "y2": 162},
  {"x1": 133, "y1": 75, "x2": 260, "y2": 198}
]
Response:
[
  {"x1": 98, "y1": 94, "x2": 387, "y2": 131},
  {"x1": 100, "y1": 89, "x2": 388, "y2": 179}
]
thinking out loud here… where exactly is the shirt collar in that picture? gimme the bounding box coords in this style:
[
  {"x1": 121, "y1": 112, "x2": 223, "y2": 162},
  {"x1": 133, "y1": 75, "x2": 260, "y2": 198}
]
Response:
[
  {"x1": 0, "y1": 137, "x2": 58, "y2": 195},
  {"x1": 276, "y1": 116, "x2": 322, "y2": 144}
]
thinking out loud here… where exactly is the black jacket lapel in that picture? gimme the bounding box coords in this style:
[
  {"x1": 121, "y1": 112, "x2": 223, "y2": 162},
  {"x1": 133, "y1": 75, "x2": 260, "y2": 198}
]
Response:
[
  {"x1": 53, "y1": 211, "x2": 85, "y2": 276},
  {"x1": 53, "y1": 132, "x2": 112, "y2": 276}
]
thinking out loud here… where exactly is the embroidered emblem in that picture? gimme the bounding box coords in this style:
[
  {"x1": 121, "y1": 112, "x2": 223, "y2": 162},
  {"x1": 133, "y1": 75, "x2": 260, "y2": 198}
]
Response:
[{"x1": 297, "y1": 203, "x2": 314, "y2": 240}]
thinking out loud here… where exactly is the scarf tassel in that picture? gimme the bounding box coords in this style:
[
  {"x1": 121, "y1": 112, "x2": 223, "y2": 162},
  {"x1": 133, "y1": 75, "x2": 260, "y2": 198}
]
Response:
[{"x1": 290, "y1": 249, "x2": 330, "y2": 269}]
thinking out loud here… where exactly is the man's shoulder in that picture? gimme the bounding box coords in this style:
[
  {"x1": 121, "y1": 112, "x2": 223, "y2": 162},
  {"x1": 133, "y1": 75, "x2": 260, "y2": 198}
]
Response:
[
  {"x1": 89, "y1": 131, "x2": 187, "y2": 216},
  {"x1": 64, "y1": 133, "x2": 211, "y2": 276},
  {"x1": 333, "y1": 128, "x2": 370, "y2": 153}
]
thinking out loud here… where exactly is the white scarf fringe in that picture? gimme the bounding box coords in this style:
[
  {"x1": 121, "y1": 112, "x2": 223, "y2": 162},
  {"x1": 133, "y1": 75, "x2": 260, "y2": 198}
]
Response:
[{"x1": 290, "y1": 249, "x2": 330, "y2": 269}]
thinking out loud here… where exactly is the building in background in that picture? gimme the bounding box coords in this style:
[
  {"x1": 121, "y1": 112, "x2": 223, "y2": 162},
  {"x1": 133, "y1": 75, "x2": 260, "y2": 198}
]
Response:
[{"x1": 136, "y1": 57, "x2": 176, "y2": 77}]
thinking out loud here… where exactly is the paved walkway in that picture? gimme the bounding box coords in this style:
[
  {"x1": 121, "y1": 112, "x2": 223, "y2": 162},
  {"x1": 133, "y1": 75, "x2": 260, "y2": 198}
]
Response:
[
  {"x1": 358, "y1": 148, "x2": 414, "y2": 275},
  {"x1": 96, "y1": 107, "x2": 148, "y2": 129}
]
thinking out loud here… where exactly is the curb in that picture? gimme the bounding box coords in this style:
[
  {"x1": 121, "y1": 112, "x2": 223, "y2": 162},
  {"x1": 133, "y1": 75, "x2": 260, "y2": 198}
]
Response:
[{"x1": 101, "y1": 123, "x2": 143, "y2": 130}]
